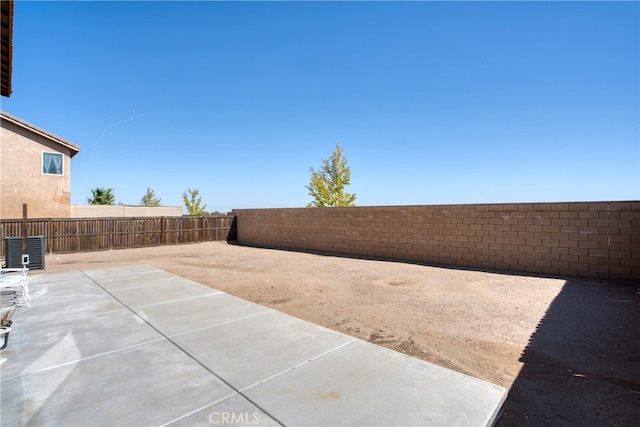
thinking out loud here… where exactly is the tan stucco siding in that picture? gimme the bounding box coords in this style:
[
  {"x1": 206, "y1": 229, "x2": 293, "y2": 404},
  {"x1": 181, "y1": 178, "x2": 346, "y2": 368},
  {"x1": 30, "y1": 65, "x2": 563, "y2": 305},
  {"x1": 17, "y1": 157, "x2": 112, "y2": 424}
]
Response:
[{"x1": 1, "y1": 120, "x2": 73, "y2": 219}]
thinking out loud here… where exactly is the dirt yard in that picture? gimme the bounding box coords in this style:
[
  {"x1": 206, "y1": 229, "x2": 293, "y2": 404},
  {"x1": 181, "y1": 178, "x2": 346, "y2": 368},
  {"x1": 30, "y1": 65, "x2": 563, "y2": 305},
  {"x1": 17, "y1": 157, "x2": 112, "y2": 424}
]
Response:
[{"x1": 36, "y1": 241, "x2": 639, "y2": 426}]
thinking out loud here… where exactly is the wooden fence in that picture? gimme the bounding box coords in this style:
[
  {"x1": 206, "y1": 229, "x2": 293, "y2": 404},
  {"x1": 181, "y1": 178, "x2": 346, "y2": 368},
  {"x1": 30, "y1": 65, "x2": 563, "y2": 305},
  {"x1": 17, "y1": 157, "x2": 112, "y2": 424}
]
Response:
[{"x1": 0, "y1": 215, "x2": 236, "y2": 257}]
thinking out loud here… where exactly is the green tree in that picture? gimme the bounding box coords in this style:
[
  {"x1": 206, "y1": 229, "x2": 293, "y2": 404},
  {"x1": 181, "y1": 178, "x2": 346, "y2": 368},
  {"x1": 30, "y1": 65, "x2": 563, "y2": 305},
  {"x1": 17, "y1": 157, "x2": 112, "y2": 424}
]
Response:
[
  {"x1": 182, "y1": 187, "x2": 207, "y2": 215},
  {"x1": 306, "y1": 143, "x2": 356, "y2": 207},
  {"x1": 140, "y1": 187, "x2": 162, "y2": 207},
  {"x1": 87, "y1": 187, "x2": 115, "y2": 205}
]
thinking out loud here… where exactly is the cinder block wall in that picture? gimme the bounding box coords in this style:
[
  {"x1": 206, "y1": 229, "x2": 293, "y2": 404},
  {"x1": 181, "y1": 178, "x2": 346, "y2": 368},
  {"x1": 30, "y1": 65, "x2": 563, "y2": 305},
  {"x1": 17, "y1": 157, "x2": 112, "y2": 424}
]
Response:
[{"x1": 234, "y1": 201, "x2": 640, "y2": 281}]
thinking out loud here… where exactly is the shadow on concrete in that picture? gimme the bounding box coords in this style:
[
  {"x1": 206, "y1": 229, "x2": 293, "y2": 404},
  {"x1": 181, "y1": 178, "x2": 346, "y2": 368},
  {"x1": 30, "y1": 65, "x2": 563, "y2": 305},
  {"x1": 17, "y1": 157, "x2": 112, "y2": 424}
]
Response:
[{"x1": 498, "y1": 279, "x2": 640, "y2": 426}]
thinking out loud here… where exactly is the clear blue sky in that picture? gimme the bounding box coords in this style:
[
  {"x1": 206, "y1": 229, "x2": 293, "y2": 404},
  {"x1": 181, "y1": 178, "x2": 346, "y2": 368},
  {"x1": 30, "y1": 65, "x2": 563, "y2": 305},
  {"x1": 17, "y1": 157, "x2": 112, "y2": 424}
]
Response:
[{"x1": 2, "y1": 1, "x2": 638, "y2": 213}]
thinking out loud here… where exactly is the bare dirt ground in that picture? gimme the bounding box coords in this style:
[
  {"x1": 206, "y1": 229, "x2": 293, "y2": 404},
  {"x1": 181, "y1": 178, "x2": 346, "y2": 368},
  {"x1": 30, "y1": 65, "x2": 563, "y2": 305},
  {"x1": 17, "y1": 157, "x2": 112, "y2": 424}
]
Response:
[{"x1": 36, "y1": 241, "x2": 639, "y2": 426}]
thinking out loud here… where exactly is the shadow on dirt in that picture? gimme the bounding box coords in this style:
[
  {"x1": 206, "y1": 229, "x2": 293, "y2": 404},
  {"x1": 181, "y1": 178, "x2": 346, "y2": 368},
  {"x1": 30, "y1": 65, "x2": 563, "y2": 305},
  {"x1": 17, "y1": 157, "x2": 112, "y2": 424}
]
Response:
[{"x1": 498, "y1": 279, "x2": 640, "y2": 426}]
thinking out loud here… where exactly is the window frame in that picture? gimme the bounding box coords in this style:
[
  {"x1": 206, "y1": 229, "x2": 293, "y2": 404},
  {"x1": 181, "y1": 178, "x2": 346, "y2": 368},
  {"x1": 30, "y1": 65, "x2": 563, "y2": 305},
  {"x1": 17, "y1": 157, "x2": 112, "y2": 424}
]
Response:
[{"x1": 42, "y1": 152, "x2": 64, "y2": 176}]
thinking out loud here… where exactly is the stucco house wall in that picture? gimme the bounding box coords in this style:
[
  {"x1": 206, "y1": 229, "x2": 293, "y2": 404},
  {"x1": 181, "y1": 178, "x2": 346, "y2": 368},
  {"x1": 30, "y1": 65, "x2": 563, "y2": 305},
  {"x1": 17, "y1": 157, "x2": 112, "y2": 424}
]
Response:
[{"x1": 0, "y1": 112, "x2": 80, "y2": 219}]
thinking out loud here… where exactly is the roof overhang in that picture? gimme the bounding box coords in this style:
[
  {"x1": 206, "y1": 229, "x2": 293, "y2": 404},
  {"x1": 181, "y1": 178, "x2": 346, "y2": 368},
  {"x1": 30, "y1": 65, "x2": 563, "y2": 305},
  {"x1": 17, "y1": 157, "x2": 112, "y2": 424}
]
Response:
[
  {"x1": 1, "y1": 111, "x2": 81, "y2": 157},
  {"x1": 1, "y1": 0, "x2": 14, "y2": 97}
]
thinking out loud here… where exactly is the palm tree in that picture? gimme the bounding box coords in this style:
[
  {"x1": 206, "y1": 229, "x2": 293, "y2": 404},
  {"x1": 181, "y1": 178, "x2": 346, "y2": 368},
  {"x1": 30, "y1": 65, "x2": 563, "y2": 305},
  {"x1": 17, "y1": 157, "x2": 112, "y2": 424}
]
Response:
[{"x1": 87, "y1": 187, "x2": 115, "y2": 205}]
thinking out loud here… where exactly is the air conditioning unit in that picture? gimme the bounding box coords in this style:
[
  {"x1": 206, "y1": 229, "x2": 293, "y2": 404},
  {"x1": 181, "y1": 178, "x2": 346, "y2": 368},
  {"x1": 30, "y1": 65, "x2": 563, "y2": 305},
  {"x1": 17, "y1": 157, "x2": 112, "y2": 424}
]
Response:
[{"x1": 5, "y1": 236, "x2": 45, "y2": 270}]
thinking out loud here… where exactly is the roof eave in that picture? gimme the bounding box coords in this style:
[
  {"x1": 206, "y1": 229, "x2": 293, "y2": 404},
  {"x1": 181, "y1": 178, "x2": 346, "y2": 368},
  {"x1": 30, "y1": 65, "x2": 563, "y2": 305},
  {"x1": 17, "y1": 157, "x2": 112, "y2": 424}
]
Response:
[
  {"x1": 1, "y1": 111, "x2": 81, "y2": 157},
  {"x1": 1, "y1": 0, "x2": 14, "y2": 97}
]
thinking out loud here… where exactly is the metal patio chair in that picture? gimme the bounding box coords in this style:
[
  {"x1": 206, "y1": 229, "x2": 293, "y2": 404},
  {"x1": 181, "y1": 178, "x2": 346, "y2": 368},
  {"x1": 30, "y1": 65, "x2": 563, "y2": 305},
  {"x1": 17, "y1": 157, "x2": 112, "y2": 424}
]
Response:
[{"x1": 0, "y1": 266, "x2": 31, "y2": 308}]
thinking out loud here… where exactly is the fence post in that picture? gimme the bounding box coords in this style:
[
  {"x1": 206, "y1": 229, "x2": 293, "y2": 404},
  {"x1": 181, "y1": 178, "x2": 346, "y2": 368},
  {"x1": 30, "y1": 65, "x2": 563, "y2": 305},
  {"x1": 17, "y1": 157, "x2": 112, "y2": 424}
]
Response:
[
  {"x1": 21, "y1": 204, "x2": 28, "y2": 259},
  {"x1": 109, "y1": 218, "x2": 114, "y2": 250},
  {"x1": 47, "y1": 218, "x2": 53, "y2": 254}
]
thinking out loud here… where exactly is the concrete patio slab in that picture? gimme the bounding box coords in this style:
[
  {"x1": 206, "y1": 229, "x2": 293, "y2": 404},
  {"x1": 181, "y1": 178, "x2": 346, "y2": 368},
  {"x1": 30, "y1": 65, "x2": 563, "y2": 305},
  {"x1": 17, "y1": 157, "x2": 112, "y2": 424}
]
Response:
[
  {"x1": 1, "y1": 308, "x2": 160, "y2": 379},
  {"x1": 83, "y1": 267, "x2": 219, "y2": 308},
  {"x1": 172, "y1": 310, "x2": 356, "y2": 391},
  {"x1": 84, "y1": 267, "x2": 197, "y2": 289},
  {"x1": 165, "y1": 394, "x2": 280, "y2": 427},
  {"x1": 1, "y1": 340, "x2": 235, "y2": 427},
  {"x1": 136, "y1": 292, "x2": 273, "y2": 336},
  {"x1": 1, "y1": 265, "x2": 507, "y2": 426},
  {"x1": 85, "y1": 271, "x2": 185, "y2": 290},
  {"x1": 103, "y1": 281, "x2": 219, "y2": 308},
  {"x1": 17, "y1": 272, "x2": 122, "y2": 326},
  {"x1": 243, "y1": 339, "x2": 506, "y2": 426}
]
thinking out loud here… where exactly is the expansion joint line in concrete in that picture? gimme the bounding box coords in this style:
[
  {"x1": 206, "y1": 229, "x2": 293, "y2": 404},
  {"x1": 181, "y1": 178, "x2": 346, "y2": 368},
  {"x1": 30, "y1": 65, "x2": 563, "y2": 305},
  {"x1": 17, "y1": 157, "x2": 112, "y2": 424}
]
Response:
[
  {"x1": 156, "y1": 392, "x2": 239, "y2": 427},
  {"x1": 0, "y1": 338, "x2": 166, "y2": 382},
  {"x1": 135, "y1": 291, "x2": 223, "y2": 309},
  {"x1": 239, "y1": 337, "x2": 357, "y2": 392},
  {"x1": 166, "y1": 311, "x2": 274, "y2": 339},
  {"x1": 12, "y1": 307, "x2": 126, "y2": 328}
]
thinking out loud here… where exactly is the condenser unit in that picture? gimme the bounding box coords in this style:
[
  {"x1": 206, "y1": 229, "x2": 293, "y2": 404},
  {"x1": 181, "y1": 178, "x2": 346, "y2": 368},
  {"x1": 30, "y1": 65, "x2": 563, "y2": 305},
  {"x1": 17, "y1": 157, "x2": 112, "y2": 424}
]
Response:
[{"x1": 5, "y1": 236, "x2": 45, "y2": 270}]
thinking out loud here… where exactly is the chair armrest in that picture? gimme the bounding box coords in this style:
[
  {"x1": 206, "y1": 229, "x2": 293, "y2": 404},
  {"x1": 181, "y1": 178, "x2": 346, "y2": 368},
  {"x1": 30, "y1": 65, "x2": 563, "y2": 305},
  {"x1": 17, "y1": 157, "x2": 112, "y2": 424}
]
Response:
[{"x1": 0, "y1": 268, "x2": 29, "y2": 276}]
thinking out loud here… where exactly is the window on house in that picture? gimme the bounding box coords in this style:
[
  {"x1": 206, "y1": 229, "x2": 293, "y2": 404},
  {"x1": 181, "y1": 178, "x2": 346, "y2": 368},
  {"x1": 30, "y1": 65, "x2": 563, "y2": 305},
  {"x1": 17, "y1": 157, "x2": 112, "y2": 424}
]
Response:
[{"x1": 43, "y1": 152, "x2": 63, "y2": 175}]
